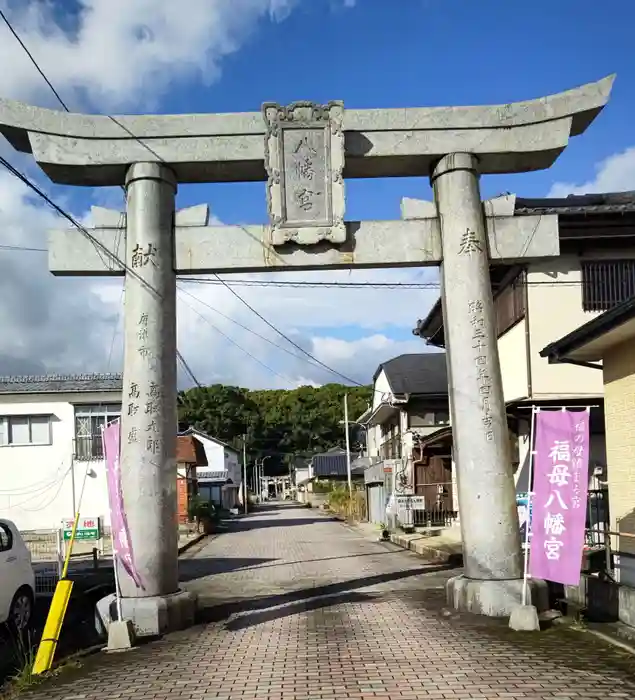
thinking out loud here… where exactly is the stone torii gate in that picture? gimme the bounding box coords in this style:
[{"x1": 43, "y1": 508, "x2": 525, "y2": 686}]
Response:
[{"x1": 0, "y1": 76, "x2": 614, "y2": 632}]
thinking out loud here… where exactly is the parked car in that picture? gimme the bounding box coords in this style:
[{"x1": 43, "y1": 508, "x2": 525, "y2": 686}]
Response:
[{"x1": 0, "y1": 519, "x2": 35, "y2": 632}]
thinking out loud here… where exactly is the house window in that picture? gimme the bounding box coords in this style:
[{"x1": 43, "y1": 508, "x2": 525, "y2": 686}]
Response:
[
  {"x1": 409, "y1": 409, "x2": 450, "y2": 427},
  {"x1": 0, "y1": 415, "x2": 52, "y2": 446},
  {"x1": 582, "y1": 260, "x2": 635, "y2": 312},
  {"x1": 494, "y1": 271, "x2": 526, "y2": 337},
  {"x1": 74, "y1": 404, "x2": 121, "y2": 460},
  {"x1": 198, "y1": 484, "x2": 222, "y2": 505}
]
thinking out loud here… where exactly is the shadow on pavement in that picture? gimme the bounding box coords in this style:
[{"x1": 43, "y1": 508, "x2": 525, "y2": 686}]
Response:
[
  {"x1": 179, "y1": 557, "x2": 277, "y2": 581},
  {"x1": 225, "y1": 590, "x2": 378, "y2": 631},
  {"x1": 242, "y1": 549, "x2": 405, "y2": 570},
  {"x1": 198, "y1": 563, "x2": 455, "y2": 629},
  {"x1": 230, "y1": 516, "x2": 340, "y2": 531}
]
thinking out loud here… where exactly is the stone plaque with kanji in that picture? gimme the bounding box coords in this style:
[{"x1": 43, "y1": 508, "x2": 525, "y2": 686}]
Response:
[{"x1": 263, "y1": 101, "x2": 345, "y2": 246}]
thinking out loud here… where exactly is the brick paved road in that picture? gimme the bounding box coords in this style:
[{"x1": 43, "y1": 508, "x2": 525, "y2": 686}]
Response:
[{"x1": 20, "y1": 504, "x2": 635, "y2": 700}]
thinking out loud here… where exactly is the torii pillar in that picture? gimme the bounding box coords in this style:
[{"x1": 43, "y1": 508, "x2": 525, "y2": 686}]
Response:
[{"x1": 0, "y1": 76, "x2": 614, "y2": 625}]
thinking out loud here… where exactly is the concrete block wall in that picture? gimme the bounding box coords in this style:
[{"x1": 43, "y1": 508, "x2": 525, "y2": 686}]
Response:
[{"x1": 603, "y1": 340, "x2": 635, "y2": 586}]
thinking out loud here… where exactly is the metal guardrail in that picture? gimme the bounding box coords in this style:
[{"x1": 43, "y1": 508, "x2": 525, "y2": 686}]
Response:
[{"x1": 21, "y1": 529, "x2": 63, "y2": 595}]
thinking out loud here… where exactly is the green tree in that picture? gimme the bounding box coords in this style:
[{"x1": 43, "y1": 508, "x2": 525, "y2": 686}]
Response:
[{"x1": 178, "y1": 382, "x2": 372, "y2": 474}]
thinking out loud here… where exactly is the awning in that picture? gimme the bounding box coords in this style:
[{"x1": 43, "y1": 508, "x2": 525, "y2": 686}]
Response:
[{"x1": 365, "y1": 402, "x2": 398, "y2": 427}]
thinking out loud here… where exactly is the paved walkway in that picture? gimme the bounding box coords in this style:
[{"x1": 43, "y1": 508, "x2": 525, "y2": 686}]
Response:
[{"x1": 21, "y1": 504, "x2": 635, "y2": 700}]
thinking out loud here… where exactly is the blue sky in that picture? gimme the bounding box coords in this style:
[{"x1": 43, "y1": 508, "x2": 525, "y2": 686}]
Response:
[
  {"x1": 0, "y1": 0, "x2": 633, "y2": 387},
  {"x1": 177, "y1": 0, "x2": 633, "y2": 222}
]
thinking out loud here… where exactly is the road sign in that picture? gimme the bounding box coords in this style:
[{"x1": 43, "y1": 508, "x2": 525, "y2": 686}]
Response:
[{"x1": 62, "y1": 517, "x2": 101, "y2": 541}]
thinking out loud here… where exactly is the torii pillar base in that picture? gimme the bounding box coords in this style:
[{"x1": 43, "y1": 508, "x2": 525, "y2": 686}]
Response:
[
  {"x1": 96, "y1": 590, "x2": 198, "y2": 640},
  {"x1": 446, "y1": 575, "x2": 549, "y2": 617}
]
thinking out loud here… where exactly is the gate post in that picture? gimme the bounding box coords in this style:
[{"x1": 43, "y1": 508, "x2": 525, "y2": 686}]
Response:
[{"x1": 431, "y1": 153, "x2": 545, "y2": 615}]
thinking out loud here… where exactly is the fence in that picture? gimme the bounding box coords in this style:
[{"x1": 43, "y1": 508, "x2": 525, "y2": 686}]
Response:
[
  {"x1": 21, "y1": 529, "x2": 63, "y2": 596},
  {"x1": 21, "y1": 527, "x2": 113, "y2": 595},
  {"x1": 412, "y1": 480, "x2": 457, "y2": 528}
]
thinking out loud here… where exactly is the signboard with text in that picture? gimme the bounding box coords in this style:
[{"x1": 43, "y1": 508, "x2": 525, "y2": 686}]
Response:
[{"x1": 62, "y1": 516, "x2": 101, "y2": 541}]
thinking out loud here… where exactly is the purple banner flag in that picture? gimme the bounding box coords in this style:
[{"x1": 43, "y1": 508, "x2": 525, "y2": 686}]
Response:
[
  {"x1": 529, "y1": 409, "x2": 591, "y2": 586},
  {"x1": 102, "y1": 420, "x2": 144, "y2": 590}
]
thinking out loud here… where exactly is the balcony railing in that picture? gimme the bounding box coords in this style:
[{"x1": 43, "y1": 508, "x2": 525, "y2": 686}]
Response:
[{"x1": 380, "y1": 435, "x2": 401, "y2": 460}]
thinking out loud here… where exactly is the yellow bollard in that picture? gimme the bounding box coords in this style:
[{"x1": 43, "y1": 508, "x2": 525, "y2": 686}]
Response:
[
  {"x1": 31, "y1": 579, "x2": 74, "y2": 675},
  {"x1": 32, "y1": 511, "x2": 80, "y2": 675}
]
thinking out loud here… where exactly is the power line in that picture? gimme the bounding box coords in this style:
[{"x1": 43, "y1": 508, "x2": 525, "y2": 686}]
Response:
[
  {"x1": 0, "y1": 243, "x2": 48, "y2": 253},
  {"x1": 0, "y1": 9, "x2": 70, "y2": 112},
  {"x1": 177, "y1": 289, "x2": 292, "y2": 383},
  {"x1": 178, "y1": 284, "x2": 338, "y2": 375},
  {"x1": 0, "y1": 245, "x2": 611, "y2": 290},
  {"x1": 183, "y1": 277, "x2": 589, "y2": 289},
  {"x1": 177, "y1": 349, "x2": 203, "y2": 389},
  {"x1": 209, "y1": 275, "x2": 366, "y2": 386}
]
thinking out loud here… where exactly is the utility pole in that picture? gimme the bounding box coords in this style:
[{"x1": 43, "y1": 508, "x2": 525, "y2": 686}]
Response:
[
  {"x1": 344, "y1": 392, "x2": 352, "y2": 495},
  {"x1": 242, "y1": 434, "x2": 248, "y2": 514}
]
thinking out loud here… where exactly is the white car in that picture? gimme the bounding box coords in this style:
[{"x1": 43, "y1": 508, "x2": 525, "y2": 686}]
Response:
[{"x1": 0, "y1": 519, "x2": 35, "y2": 631}]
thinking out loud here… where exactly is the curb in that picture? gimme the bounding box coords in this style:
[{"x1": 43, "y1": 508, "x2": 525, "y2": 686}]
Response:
[
  {"x1": 177, "y1": 533, "x2": 206, "y2": 555},
  {"x1": 334, "y1": 515, "x2": 463, "y2": 567},
  {"x1": 389, "y1": 533, "x2": 464, "y2": 567}
]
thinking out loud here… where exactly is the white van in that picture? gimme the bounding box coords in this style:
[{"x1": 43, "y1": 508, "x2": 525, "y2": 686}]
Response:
[{"x1": 0, "y1": 519, "x2": 35, "y2": 631}]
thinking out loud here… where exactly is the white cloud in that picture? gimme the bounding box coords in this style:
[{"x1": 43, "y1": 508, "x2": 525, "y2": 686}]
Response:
[
  {"x1": 175, "y1": 268, "x2": 439, "y2": 389},
  {"x1": 0, "y1": 0, "x2": 304, "y2": 109},
  {"x1": 0, "y1": 169, "x2": 124, "y2": 375},
  {"x1": 548, "y1": 146, "x2": 635, "y2": 198},
  {"x1": 0, "y1": 0, "x2": 440, "y2": 389}
]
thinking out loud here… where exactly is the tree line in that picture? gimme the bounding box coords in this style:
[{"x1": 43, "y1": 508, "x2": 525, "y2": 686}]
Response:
[{"x1": 178, "y1": 383, "x2": 373, "y2": 473}]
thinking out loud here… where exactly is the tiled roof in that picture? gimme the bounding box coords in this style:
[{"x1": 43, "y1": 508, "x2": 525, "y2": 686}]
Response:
[
  {"x1": 312, "y1": 453, "x2": 348, "y2": 477},
  {"x1": 312, "y1": 452, "x2": 365, "y2": 478},
  {"x1": 374, "y1": 353, "x2": 448, "y2": 396},
  {"x1": 515, "y1": 191, "x2": 635, "y2": 216},
  {"x1": 0, "y1": 373, "x2": 123, "y2": 395}
]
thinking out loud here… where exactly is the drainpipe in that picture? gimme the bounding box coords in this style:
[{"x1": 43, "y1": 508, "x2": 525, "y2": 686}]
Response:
[{"x1": 523, "y1": 272, "x2": 533, "y2": 399}]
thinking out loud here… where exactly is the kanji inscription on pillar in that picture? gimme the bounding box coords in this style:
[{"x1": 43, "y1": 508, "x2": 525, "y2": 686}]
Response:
[
  {"x1": 263, "y1": 100, "x2": 345, "y2": 246},
  {"x1": 468, "y1": 299, "x2": 495, "y2": 442}
]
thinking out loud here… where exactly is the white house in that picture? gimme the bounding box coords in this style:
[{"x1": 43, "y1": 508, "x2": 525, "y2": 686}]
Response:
[
  {"x1": 357, "y1": 353, "x2": 454, "y2": 526},
  {"x1": 178, "y1": 427, "x2": 242, "y2": 510},
  {"x1": 0, "y1": 373, "x2": 123, "y2": 533}
]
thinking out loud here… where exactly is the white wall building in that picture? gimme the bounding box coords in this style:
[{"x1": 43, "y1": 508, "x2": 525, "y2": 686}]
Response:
[
  {"x1": 0, "y1": 374, "x2": 122, "y2": 533},
  {"x1": 178, "y1": 428, "x2": 242, "y2": 510}
]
